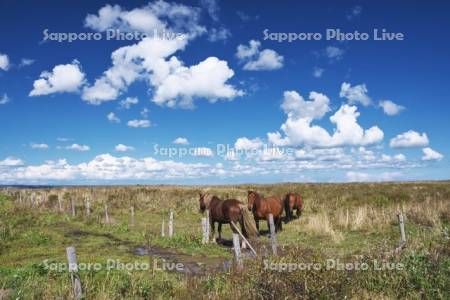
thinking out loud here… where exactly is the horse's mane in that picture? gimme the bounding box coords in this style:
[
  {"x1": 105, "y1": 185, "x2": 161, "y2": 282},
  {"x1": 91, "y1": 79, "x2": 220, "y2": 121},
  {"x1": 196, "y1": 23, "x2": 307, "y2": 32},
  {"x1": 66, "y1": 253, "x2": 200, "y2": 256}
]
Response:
[{"x1": 249, "y1": 190, "x2": 262, "y2": 199}]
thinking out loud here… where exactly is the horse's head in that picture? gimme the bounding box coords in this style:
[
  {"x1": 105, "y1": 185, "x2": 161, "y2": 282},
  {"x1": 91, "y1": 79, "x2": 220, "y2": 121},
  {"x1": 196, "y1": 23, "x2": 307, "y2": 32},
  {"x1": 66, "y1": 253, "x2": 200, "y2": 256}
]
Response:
[
  {"x1": 247, "y1": 191, "x2": 257, "y2": 211},
  {"x1": 198, "y1": 193, "x2": 210, "y2": 213},
  {"x1": 286, "y1": 193, "x2": 295, "y2": 208}
]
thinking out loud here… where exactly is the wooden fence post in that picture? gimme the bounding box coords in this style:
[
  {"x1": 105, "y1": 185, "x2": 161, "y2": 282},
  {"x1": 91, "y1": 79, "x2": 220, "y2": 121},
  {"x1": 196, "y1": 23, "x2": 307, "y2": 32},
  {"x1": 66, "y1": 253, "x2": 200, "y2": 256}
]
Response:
[
  {"x1": 232, "y1": 233, "x2": 243, "y2": 269},
  {"x1": 85, "y1": 196, "x2": 91, "y2": 217},
  {"x1": 397, "y1": 212, "x2": 406, "y2": 244},
  {"x1": 58, "y1": 194, "x2": 63, "y2": 213},
  {"x1": 66, "y1": 246, "x2": 83, "y2": 300},
  {"x1": 168, "y1": 209, "x2": 174, "y2": 238},
  {"x1": 161, "y1": 219, "x2": 165, "y2": 237},
  {"x1": 130, "y1": 206, "x2": 135, "y2": 227},
  {"x1": 206, "y1": 209, "x2": 210, "y2": 243},
  {"x1": 268, "y1": 214, "x2": 278, "y2": 256},
  {"x1": 71, "y1": 198, "x2": 76, "y2": 217},
  {"x1": 104, "y1": 204, "x2": 110, "y2": 224},
  {"x1": 201, "y1": 217, "x2": 208, "y2": 244}
]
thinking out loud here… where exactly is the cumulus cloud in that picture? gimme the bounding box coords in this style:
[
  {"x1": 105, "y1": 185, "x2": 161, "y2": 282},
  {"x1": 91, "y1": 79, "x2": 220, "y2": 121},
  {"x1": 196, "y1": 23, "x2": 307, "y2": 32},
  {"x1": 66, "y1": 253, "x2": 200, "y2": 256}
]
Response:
[
  {"x1": 0, "y1": 53, "x2": 9, "y2": 71},
  {"x1": 107, "y1": 112, "x2": 121, "y2": 123},
  {"x1": 84, "y1": 1, "x2": 205, "y2": 38},
  {"x1": 422, "y1": 147, "x2": 443, "y2": 161},
  {"x1": 119, "y1": 97, "x2": 139, "y2": 109},
  {"x1": 390, "y1": 130, "x2": 429, "y2": 148},
  {"x1": 325, "y1": 46, "x2": 345, "y2": 61},
  {"x1": 127, "y1": 119, "x2": 151, "y2": 128},
  {"x1": 19, "y1": 58, "x2": 35, "y2": 67},
  {"x1": 339, "y1": 82, "x2": 371, "y2": 106},
  {"x1": 173, "y1": 137, "x2": 189, "y2": 145},
  {"x1": 268, "y1": 90, "x2": 383, "y2": 147},
  {"x1": 66, "y1": 144, "x2": 90, "y2": 151},
  {"x1": 0, "y1": 153, "x2": 216, "y2": 183},
  {"x1": 0, "y1": 157, "x2": 24, "y2": 166},
  {"x1": 115, "y1": 144, "x2": 135, "y2": 152},
  {"x1": 81, "y1": 2, "x2": 241, "y2": 107},
  {"x1": 29, "y1": 60, "x2": 86, "y2": 96},
  {"x1": 236, "y1": 40, "x2": 284, "y2": 71},
  {"x1": 31, "y1": 143, "x2": 49, "y2": 150},
  {"x1": 82, "y1": 37, "x2": 241, "y2": 107},
  {"x1": 0, "y1": 94, "x2": 10, "y2": 105},
  {"x1": 379, "y1": 100, "x2": 405, "y2": 116},
  {"x1": 235, "y1": 137, "x2": 263, "y2": 150},
  {"x1": 346, "y1": 171, "x2": 402, "y2": 182},
  {"x1": 313, "y1": 67, "x2": 324, "y2": 78}
]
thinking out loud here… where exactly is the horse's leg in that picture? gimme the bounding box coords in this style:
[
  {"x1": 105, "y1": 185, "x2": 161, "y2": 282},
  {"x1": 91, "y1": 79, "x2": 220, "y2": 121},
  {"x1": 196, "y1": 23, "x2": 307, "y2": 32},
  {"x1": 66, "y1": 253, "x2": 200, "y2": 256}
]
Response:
[
  {"x1": 277, "y1": 216, "x2": 282, "y2": 231},
  {"x1": 255, "y1": 219, "x2": 260, "y2": 232},
  {"x1": 218, "y1": 222, "x2": 222, "y2": 240},
  {"x1": 210, "y1": 221, "x2": 216, "y2": 243}
]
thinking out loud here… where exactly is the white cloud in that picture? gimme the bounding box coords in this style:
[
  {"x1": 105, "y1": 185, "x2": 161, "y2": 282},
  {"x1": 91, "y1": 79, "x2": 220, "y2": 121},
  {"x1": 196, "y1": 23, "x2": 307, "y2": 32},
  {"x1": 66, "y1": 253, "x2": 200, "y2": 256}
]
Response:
[
  {"x1": 346, "y1": 171, "x2": 402, "y2": 182},
  {"x1": 236, "y1": 40, "x2": 284, "y2": 71},
  {"x1": 66, "y1": 144, "x2": 90, "y2": 151},
  {"x1": 140, "y1": 108, "x2": 149, "y2": 118},
  {"x1": 107, "y1": 112, "x2": 121, "y2": 123},
  {"x1": 208, "y1": 27, "x2": 231, "y2": 42},
  {"x1": 422, "y1": 147, "x2": 444, "y2": 161},
  {"x1": 152, "y1": 56, "x2": 243, "y2": 108},
  {"x1": 29, "y1": 60, "x2": 86, "y2": 96},
  {"x1": 173, "y1": 137, "x2": 189, "y2": 145},
  {"x1": 19, "y1": 58, "x2": 35, "y2": 67},
  {"x1": 119, "y1": 97, "x2": 139, "y2": 109},
  {"x1": 57, "y1": 137, "x2": 72, "y2": 142},
  {"x1": 339, "y1": 82, "x2": 371, "y2": 106},
  {"x1": 115, "y1": 144, "x2": 135, "y2": 152},
  {"x1": 379, "y1": 100, "x2": 404, "y2": 116},
  {"x1": 347, "y1": 5, "x2": 362, "y2": 20},
  {"x1": 235, "y1": 137, "x2": 263, "y2": 150},
  {"x1": 81, "y1": 2, "x2": 240, "y2": 107},
  {"x1": 192, "y1": 147, "x2": 214, "y2": 157},
  {"x1": 280, "y1": 90, "x2": 330, "y2": 120},
  {"x1": 84, "y1": 2, "x2": 205, "y2": 38},
  {"x1": 0, "y1": 153, "x2": 215, "y2": 183},
  {"x1": 0, "y1": 53, "x2": 9, "y2": 71},
  {"x1": 390, "y1": 130, "x2": 429, "y2": 148},
  {"x1": 127, "y1": 119, "x2": 151, "y2": 128},
  {"x1": 313, "y1": 67, "x2": 324, "y2": 78},
  {"x1": 31, "y1": 143, "x2": 49, "y2": 150},
  {"x1": 82, "y1": 37, "x2": 241, "y2": 107},
  {"x1": 0, "y1": 157, "x2": 24, "y2": 166},
  {"x1": 200, "y1": 0, "x2": 219, "y2": 21},
  {"x1": 0, "y1": 94, "x2": 10, "y2": 105},
  {"x1": 326, "y1": 46, "x2": 345, "y2": 61},
  {"x1": 268, "y1": 90, "x2": 383, "y2": 148}
]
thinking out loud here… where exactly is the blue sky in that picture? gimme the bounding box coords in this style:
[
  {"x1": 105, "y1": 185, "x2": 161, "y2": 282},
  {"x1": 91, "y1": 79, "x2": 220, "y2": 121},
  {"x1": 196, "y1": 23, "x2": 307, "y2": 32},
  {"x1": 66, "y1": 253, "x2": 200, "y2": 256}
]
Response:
[{"x1": 0, "y1": 0, "x2": 449, "y2": 184}]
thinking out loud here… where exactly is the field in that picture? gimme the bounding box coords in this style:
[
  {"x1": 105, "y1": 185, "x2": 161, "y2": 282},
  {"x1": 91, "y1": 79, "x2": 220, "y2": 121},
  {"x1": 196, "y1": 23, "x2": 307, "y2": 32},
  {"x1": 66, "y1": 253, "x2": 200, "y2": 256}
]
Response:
[{"x1": 0, "y1": 182, "x2": 449, "y2": 299}]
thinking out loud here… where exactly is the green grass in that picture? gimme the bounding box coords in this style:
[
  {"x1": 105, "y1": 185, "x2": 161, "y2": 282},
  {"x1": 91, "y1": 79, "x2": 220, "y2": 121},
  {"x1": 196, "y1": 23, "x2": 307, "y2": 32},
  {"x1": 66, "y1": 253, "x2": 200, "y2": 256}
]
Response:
[{"x1": 0, "y1": 182, "x2": 449, "y2": 299}]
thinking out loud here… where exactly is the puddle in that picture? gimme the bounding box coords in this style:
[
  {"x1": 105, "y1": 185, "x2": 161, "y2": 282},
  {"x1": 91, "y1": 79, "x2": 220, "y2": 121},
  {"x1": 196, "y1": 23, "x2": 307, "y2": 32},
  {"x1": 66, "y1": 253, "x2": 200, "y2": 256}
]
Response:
[{"x1": 133, "y1": 246, "x2": 232, "y2": 275}]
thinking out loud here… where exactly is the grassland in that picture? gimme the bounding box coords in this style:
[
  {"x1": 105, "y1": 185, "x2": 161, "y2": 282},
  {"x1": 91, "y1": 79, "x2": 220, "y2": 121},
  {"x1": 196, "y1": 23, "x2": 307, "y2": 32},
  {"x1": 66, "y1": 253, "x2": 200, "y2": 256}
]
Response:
[{"x1": 0, "y1": 182, "x2": 449, "y2": 299}]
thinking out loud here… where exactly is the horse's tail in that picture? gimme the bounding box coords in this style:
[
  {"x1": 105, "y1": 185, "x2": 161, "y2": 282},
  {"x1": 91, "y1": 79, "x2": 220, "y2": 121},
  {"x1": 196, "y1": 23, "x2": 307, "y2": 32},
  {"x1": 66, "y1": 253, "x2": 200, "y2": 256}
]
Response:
[{"x1": 239, "y1": 204, "x2": 259, "y2": 238}]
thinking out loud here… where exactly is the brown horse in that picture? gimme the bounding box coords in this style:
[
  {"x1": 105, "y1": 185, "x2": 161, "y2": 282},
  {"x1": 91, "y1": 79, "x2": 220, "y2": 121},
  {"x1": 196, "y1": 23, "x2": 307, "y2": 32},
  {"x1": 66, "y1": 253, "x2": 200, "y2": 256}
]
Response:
[
  {"x1": 247, "y1": 191, "x2": 283, "y2": 232},
  {"x1": 199, "y1": 193, "x2": 258, "y2": 243},
  {"x1": 284, "y1": 192, "x2": 303, "y2": 223}
]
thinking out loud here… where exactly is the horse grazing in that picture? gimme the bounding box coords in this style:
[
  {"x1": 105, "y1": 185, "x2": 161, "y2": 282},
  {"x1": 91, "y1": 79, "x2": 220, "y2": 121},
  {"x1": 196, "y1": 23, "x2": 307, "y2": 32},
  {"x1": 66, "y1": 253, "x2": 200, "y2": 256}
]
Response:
[
  {"x1": 247, "y1": 191, "x2": 283, "y2": 232},
  {"x1": 284, "y1": 192, "x2": 303, "y2": 223},
  {"x1": 199, "y1": 193, "x2": 258, "y2": 244}
]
